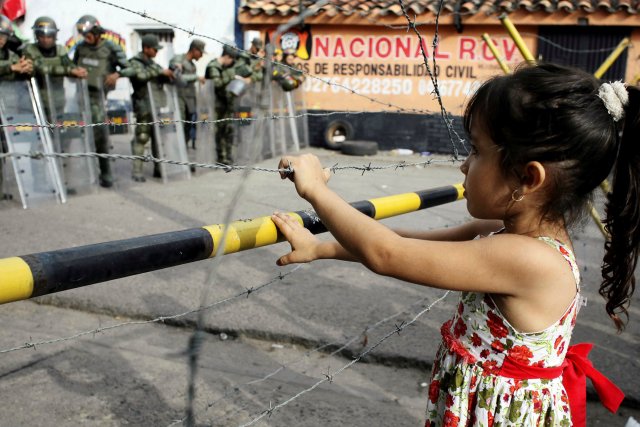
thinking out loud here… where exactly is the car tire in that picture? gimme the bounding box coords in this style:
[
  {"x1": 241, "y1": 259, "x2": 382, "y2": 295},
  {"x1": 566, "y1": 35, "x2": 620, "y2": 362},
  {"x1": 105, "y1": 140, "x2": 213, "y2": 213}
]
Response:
[
  {"x1": 340, "y1": 140, "x2": 378, "y2": 156},
  {"x1": 324, "y1": 119, "x2": 353, "y2": 150}
]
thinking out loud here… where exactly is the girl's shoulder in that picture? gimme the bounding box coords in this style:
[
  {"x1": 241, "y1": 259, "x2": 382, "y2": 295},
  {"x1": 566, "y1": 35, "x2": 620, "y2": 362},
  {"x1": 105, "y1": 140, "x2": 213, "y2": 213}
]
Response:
[{"x1": 477, "y1": 232, "x2": 577, "y2": 287}]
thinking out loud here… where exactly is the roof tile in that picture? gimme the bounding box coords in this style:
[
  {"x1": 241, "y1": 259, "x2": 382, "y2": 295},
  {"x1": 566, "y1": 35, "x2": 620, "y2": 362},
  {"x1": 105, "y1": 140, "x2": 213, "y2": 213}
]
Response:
[{"x1": 239, "y1": 0, "x2": 640, "y2": 17}]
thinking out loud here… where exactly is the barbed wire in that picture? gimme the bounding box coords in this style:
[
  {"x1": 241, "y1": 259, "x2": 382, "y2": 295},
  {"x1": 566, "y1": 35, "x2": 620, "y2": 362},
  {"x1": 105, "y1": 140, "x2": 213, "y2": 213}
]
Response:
[
  {"x1": 399, "y1": 0, "x2": 467, "y2": 159},
  {"x1": 196, "y1": 293, "x2": 449, "y2": 426},
  {"x1": 0, "y1": 266, "x2": 302, "y2": 355},
  {"x1": 0, "y1": 109, "x2": 430, "y2": 130},
  {"x1": 92, "y1": 0, "x2": 434, "y2": 116},
  {"x1": 0, "y1": 151, "x2": 463, "y2": 174},
  {"x1": 238, "y1": 290, "x2": 451, "y2": 426}
]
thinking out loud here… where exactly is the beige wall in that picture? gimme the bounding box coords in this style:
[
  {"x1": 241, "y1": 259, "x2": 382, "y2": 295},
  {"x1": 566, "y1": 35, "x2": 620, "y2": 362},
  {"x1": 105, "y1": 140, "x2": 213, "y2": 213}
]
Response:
[{"x1": 251, "y1": 21, "x2": 638, "y2": 112}]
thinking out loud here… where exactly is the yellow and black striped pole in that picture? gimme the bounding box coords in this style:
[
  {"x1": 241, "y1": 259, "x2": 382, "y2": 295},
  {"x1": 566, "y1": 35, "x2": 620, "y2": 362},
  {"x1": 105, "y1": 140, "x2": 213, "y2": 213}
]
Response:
[{"x1": 0, "y1": 184, "x2": 464, "y2": 305}]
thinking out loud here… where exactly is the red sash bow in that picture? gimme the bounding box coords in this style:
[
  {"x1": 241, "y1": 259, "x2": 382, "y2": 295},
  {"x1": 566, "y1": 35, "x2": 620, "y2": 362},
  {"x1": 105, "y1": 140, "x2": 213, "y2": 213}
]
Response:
[{"x1": 499, "y1": 343, "x2": 624, "y2": 427}]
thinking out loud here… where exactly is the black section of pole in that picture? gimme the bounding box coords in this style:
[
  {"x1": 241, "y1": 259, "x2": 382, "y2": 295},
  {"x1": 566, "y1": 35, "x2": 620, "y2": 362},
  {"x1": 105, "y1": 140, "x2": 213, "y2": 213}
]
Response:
[{"x1": 23, "y1": 228, "x2": 214, "y2": 297}]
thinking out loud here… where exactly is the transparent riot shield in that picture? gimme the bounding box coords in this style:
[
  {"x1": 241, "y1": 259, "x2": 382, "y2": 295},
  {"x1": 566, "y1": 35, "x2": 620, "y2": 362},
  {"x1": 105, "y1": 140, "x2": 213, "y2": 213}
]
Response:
[
  {"x1": 195, "y1": 80, "x2": 216, "y2": 166},
  {"x1": 148, "y1": 82, "x2": 191, "y2": 183},
  {"x1": 105, "y1": 78, "x2": 134, "y2": 186},
  {"x1": 43, "y1": 75, "x2": 98, "y2": 194},
  {"x1": 0, "y1": 80, "x2": 65, "y2": 208},
  {"x1": 269, "y1": 83, "x2": 286, "y2": 156},
  {"x1": 291, "y1": 86, "x2": 309, "y2": 149},
  {"x1": 271, "y1": 84, "x2": 304, "y2": 156},
  {"x1": 233, "y1": 84, "x2": 262, "y2": 165}
]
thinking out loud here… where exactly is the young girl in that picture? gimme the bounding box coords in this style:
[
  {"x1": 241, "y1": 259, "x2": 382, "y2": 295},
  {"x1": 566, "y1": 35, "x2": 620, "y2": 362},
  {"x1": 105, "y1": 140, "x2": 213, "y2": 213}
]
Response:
[{"x1": 271, "y1": 63, "x2": 638, "y2": 426}]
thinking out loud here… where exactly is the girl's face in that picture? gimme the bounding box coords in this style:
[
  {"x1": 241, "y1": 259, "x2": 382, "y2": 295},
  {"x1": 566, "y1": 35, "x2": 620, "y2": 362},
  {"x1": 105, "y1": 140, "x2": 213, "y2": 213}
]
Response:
[{"x1": 459, "y1": 120, "x2": 513, "y2": 219}]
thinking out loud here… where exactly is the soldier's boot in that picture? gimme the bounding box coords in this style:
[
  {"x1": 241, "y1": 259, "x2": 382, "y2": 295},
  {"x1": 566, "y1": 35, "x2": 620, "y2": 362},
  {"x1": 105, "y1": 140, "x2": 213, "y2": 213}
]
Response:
[
  {"x1": 98, "y1": 157, "x2": 113, "y2": 188},
  {"x1": 131, "y1": 136, "x2": 147, "y2": 183}
]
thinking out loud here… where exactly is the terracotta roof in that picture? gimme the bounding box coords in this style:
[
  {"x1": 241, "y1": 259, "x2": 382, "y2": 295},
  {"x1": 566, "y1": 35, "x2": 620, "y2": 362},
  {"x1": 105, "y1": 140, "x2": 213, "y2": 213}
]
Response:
[{"x1": 240, "y1": 0, "x2": 640, "y2": 17}]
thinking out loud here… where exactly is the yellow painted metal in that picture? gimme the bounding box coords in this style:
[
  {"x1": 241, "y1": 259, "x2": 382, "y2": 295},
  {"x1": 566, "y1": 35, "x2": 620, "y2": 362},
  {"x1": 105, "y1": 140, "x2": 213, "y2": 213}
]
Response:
[
  {"x1": 202, "y1": 213, "x2": 304, "y2": 257},
  {"x1": 453, "y1": 183, "x2": 465, "y2": 200},
  {"x1": 594, "y1": 38, "x2": 630, "y2": 79},
  {"x1": 499, "y1": 14, "x2": 535, "y2": 63},
  {"x1": 482, "y1": 33, "x2": 511, "y2": 74},
  {"x1": 0, "y1": 257, "x2": 34, "y2": 304},
  {"x1": 372, "y1": 193, "x2": 421, "y2": 220},
  {"x1": 202, "y1": 186, "x2": 464, "y2": 256}
]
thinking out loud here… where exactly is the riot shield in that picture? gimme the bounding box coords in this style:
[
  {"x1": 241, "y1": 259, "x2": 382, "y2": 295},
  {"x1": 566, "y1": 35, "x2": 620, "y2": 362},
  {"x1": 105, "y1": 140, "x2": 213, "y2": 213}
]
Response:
[
  {"x1": 148, "y1": 82, "x2": 191, "y2": 183},
  {"x1": 269, "y1": 84, "x2": 290, "y2": 156},
  {"x1": 195, "y1": 80, "x2": 216, "y2": 167},
  {"x1": 291, "y1": 86, "x2": 309, "y2": 149},
  {"x1": 42, "y1": 75, "x2": 98, "y2": 194},
  {"x1": 0, "y1": 80, "x2": 65, "y2": 208},
  {"x1": 233, "y1": 84, "x2": 263, "y2": 164}
]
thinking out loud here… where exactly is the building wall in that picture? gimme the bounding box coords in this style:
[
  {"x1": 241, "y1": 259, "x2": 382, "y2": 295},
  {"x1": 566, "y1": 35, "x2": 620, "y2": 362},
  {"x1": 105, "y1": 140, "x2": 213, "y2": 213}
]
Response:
[{"x1": 257, "y1": 24, "x2": 534, "y2": 115}]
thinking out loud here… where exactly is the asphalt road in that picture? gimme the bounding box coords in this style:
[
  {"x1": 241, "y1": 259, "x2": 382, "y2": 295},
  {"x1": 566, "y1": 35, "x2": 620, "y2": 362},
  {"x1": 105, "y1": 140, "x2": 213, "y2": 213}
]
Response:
[{"x1": 0, "y1": 143, "x2": 638, "y2": 426}]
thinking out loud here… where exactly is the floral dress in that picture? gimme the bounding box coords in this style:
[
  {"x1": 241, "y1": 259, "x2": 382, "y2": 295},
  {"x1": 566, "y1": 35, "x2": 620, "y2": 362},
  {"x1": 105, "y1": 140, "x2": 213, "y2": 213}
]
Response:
[{"x1": 425, "y1": 237, "x2": 582, "y2": 427}]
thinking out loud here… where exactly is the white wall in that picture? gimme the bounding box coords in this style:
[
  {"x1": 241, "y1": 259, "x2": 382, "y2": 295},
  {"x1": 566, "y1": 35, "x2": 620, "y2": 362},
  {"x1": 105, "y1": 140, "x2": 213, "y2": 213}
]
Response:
[{"x1": 20, "y1": 0, "x2": 236, "y2": 68}]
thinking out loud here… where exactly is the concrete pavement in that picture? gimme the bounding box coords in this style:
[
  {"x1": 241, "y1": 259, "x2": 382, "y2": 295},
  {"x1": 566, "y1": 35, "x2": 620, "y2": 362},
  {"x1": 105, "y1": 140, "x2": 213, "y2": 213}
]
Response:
[{"x1": 0, "y1": 147, "x2": 638, "y2": 426}]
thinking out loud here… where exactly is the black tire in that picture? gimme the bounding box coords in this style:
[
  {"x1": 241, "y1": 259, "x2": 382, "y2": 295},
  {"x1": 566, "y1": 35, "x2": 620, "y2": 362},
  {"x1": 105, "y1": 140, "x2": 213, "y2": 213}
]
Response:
[
  {"x1": 340, "y1": 140, "x2": 378, "y2": 156},
  {"x1": 324, "y1": 119, "x2": 354, "y2": 150}
]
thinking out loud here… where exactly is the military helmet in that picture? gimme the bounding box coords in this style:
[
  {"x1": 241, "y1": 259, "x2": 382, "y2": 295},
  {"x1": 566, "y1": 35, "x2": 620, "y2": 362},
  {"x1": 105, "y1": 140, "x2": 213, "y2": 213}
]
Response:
[
  {"x1": 279, "y1": 75, "x2": 299, "y2": 92},
  {"x1": 221, "y1": 43, "x2": 238, "y2": 59},
  {"x1": 0, "y1": 15, "x2": 13, "y2": 37},
  {"x1": 235, "y1": 63, "x2": 252, "y2": 79},
  {"x1": 32, "y1": 16, "x2": 59, "y2": 37},
  {"x1": 76, "y1": 15, "x2": 103, "y2": 35}
]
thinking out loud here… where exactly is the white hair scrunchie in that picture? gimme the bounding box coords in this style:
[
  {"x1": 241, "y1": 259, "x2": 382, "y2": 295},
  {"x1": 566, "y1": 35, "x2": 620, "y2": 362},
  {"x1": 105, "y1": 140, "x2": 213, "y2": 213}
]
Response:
[{"x1": 598, "y1": 81, "x2": 629, "y2": 122}]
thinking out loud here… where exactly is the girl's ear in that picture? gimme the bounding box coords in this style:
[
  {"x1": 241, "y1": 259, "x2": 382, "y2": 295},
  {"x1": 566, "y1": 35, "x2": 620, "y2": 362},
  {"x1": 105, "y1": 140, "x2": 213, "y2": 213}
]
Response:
[{"x1": 521, "y1": 161, "x2": 546, "y2": 194}]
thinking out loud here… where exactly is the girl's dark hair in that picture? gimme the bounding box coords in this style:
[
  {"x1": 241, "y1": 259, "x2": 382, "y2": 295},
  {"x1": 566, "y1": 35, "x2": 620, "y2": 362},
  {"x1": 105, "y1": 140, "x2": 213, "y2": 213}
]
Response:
[{"x1": 463, "y1": 62, "x2": 639, "y2": 331}]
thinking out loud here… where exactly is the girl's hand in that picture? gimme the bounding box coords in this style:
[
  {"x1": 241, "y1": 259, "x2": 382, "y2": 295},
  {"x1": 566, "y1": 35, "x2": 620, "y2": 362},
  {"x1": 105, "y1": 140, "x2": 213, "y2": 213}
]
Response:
[
  {"x1": 272, "y1": 212, "x2": 321, "y2": 266},
  {"x1": 278, "y1": 154, "x2": 331, "y2": 200}
]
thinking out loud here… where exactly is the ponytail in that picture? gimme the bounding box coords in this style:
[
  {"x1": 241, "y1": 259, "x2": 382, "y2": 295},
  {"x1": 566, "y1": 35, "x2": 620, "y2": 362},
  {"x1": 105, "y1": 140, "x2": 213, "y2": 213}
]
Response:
[{"x1": 601, "y1": 85, "x2": 640, "y2": 332}]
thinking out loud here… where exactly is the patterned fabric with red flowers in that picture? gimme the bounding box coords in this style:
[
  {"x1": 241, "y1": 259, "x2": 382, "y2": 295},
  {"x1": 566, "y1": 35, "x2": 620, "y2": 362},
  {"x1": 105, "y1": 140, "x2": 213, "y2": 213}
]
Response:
[{"x1": 425, "y1": 237, "x2": 581, "y2": 426}]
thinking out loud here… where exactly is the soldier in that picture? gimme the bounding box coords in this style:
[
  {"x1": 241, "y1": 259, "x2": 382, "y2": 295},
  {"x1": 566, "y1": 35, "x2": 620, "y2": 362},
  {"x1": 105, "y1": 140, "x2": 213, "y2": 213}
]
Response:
[
  {"x1": 73, "y1": 14, "x2": 136, "y2": 188},
  {"x1": 236, "y1": 37, "x2": 264, "y2": 84},
  {"x1": 205, "y1": 43, "x2": 251, "y2": 165},
  {"x1": 169, "y1": 39, "x2": 205, "y2": 150},
  {"x1": 128, "y1": 34, "x2": 174, "y2": 182},
  {"x1": 0, "y1": 15, "x2": 32, "y2": 199},
  {"x1": 272, "y1": 50, "x2": 304, "y2": 92},
  {"x1": 23, "y1": 16, "x2": 88, "y2": 118},
  {"x1": 0, "y1": 15, "x2": 31, "y2": 80}
]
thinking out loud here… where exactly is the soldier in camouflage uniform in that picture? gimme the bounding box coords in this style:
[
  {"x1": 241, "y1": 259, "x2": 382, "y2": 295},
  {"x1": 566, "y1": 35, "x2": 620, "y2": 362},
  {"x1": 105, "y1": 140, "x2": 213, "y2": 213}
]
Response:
[
  {"x1": 169, "y1": 39, "x2": 205, "y2": 150},
  {"x1": 236, "y1": 37, "x2": 264, "y2": 84},
  {"x1": 205, "y1": 44, "x2": 251, "y2": 165},
  {"x1": 272, "y1": 50, "x2": 304, "y2": 92},
  {"x1": 73, "y1": 15, "x2": 136, "y2": 188},
  {"x1": 128, "y1": 34, "x2": 174, "y2": 182},
  {"x1": 0, "y1": 15, "x2": 31, "y2": 80},
  {"x1": 23, "y1": 17, "x2": 87, "y2": 121},
  {"x1": 0, "y1": 15, "x2": 32, "y2": 199}
]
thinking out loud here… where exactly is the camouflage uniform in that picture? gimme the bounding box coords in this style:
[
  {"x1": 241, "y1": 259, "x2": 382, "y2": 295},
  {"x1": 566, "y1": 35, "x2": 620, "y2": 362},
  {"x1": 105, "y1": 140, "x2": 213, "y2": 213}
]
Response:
[
  {"x1": 22, "y1": 42, "x2": 78, "y2": 121},
  {"x1": 0, "y1": 14, "x2": 29, "y2": 198},
  {"x1": 237, "y1": 51, "x2": 264, "y2": 84},
  {"x1": 0, "y1": 48, "x2": 19, "y2": 80},
  {"x1": 0, "y1": 43, "x2": 20, "y2": 197},
  {"x1": 128, "y1": 52, "x2": 171, "y2": 179},
  {"x1": 169, "y1": 53, "x2": 199, "y2": 148},
  {"x1": 73, "y1": 38, "x2": 134, "y2": 186},
  {"x1": 205, "y1": 58, "x2": 238, "y2": 164}
]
